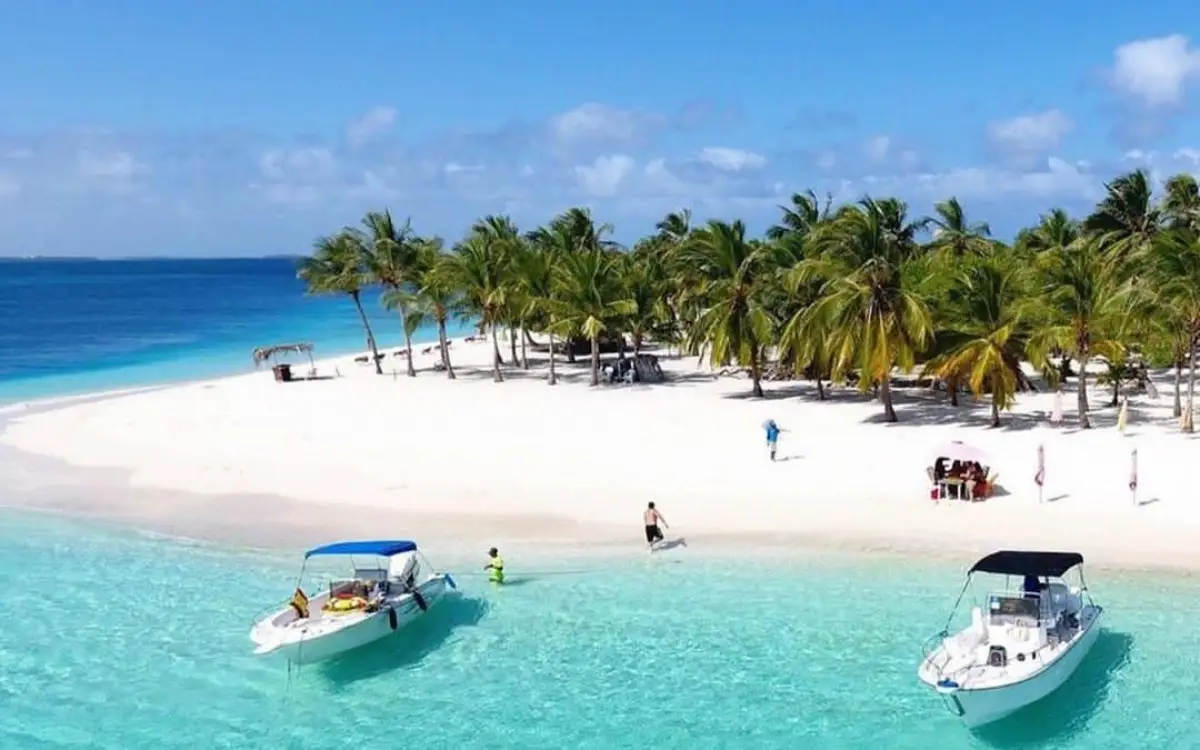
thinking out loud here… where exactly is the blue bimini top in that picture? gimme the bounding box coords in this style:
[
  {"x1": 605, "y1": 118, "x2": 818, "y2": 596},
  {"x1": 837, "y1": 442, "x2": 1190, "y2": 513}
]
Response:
[{"x1": 304, "y1": 540, "x2": 418, "y2": 559}]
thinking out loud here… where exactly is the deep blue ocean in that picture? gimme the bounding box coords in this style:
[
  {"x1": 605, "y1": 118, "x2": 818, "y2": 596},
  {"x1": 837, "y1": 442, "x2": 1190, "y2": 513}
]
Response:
[{"x1": 0, "y1": 258, "x2": 466, "y2": 404}]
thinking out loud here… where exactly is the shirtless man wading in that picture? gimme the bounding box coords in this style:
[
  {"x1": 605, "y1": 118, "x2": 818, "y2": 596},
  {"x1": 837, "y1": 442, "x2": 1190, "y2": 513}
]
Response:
[{"x1": 643, "y1": 502, "x2": 668, "y2": 551}]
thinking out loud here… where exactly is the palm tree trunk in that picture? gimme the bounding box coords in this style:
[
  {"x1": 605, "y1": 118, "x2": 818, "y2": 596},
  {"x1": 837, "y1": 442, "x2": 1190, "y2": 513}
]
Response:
[
  {"x1": 547, "y1": 332, "x2": 558, "y2": 385},
  {"x1": 816, "y1": 376, "x2": 826, "y2": 401},
  {"x1": 750, "y1": 351, "x2": 764, "y2": 398},
  {"x1": 1173, "y1": 357, "x2": 1183, "y2": 418},
  {"x1": 633, "y1": 331, "x2": 643, "y2": 355},
  {"x1": 1077, "y1": 354, "x2": 1091, "y2": 429},
  {"x1": 519, "y1": 326, "x2": 529, "y2": 369},
  {"x1": 490, "y1": 324, "x2": 504, "y2": 383},
  {"x1": 589, "y1": 335, "x2": 600, "y2": 386},
  {"x1": 351, "y1": 291, "x2": 383, "y2": 375},
  {"x1": 1110, "y1": 372, "x2": 1120, "y2": 407},
  {"x1": 880, "y1": 375, "x2": 898, "y2": 422},
  {"x1": 437, "y1": 316, "x2": 456, "y2": 380},
  {"x1": 523, "y1": 329, "x2": 537, "y2": 347},
  {"x1": 399, "y1": 307, "x2": 416, "y2": 377},
  {"x1": 949, "y1": 376, "x2": 960, "y2": 407},
  {"x1": 990, "y1": 398, "x2": 1001, "y2": 428},
  {"x1": 508, "y1": 326, "x2": 518, "y2": 364},
  {"x1": 1187, "y1": 339, "x2": 1197, "y2": 433}
]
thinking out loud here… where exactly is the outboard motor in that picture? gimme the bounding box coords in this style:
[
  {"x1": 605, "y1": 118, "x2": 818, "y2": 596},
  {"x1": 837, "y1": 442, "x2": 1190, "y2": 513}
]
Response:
[{"x1": 387, "y1": 552, "x2": 420, "y2": 592}]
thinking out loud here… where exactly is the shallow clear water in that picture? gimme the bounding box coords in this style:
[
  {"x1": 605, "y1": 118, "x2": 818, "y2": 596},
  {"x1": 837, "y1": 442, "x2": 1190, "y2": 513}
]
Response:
[{"x1": 2, "y1": 513, "x2": 1198, "y2": 749}]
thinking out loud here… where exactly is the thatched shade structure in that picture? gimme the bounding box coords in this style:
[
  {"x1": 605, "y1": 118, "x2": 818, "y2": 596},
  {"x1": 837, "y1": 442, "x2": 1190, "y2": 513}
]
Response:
[{"x1": 252, "y1": 342, "x2": 315, "y2": 369}]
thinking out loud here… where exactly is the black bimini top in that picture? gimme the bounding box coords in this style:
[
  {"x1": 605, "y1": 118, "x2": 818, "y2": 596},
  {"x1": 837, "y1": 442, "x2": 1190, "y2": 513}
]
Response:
[{"x1": 969, "y1": 550, "x2": 1084, "y2": 578}]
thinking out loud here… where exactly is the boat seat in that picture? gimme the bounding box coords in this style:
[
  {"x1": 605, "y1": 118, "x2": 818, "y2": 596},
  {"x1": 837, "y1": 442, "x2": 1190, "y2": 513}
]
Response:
[{"x1": 945, "y1": 607, "x2": 988, "y2": 660}]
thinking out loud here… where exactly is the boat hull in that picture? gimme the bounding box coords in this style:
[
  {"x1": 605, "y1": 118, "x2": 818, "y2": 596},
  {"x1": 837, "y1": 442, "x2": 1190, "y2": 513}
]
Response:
[
  {"x1": 933, "y1": 608, "x2": 1104, "y2": 728},
  {"x1": 251, "y1": 575, "x2": 451, "y2": 666}
]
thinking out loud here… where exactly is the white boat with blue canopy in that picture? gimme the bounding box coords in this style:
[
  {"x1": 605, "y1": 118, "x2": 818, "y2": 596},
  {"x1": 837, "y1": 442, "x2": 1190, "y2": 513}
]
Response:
[
  {"x1": 249, "y1": 539, "x2": 456, "y2": 665},
  {"x1": 917, "y1": 550, "x2": 1103, "y2": 728}
]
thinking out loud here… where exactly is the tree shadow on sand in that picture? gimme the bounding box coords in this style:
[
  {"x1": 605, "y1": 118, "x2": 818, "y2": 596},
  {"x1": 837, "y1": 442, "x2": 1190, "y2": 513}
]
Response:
[
  {"x1": 316, "y1": 594, "x2": 490, "y2": 688},
  {"x1": 969, "y1": 630, "x2": 1133, "y2": 749},
  {"x1": 857, "y1": 389, "x2": 1046, "y2": 432}
]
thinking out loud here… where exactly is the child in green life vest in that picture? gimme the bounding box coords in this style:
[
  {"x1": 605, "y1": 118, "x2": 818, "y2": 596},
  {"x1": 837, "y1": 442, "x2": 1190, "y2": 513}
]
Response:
[{"x1": 484, "y1": 547, "x2": 505, "y2": 584}]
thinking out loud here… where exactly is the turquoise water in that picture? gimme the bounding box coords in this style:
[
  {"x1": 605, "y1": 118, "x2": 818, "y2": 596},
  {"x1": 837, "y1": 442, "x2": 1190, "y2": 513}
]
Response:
[{"x1": 2, "y1": 513, "x2": 1198, "y2": 749}]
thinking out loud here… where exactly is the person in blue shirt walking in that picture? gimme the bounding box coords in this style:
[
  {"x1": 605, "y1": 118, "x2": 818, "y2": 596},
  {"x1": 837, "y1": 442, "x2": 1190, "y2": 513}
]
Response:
[{"x1": 763, "y1": 419, "x2": 785, "y2": 461}]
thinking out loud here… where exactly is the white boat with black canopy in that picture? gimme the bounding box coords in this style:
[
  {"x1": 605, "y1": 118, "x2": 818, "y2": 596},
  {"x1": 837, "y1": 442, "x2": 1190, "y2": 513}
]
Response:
[
  {"x1": 249, "y1": 539, "x2": 457, "y2": 666},
  {"x1": 917, "y1": 550, "x2": 1103, "y2": 728}
]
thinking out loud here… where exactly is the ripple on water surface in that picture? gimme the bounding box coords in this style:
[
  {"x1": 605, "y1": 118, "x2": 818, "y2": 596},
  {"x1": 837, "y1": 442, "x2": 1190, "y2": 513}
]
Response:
[{"x1": 0, "y1": 513, "x2": 1198, "y2": 749}]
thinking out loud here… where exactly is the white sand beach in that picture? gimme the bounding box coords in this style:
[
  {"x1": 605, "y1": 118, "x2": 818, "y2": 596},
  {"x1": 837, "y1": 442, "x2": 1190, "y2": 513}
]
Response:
[{"x1": 3, "y1": 336, "x2": 1199, "y2": 571}]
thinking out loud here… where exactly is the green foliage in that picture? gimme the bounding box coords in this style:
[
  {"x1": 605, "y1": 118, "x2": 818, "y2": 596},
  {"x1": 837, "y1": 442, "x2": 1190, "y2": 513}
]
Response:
[{"x1": 293, "y1": 167, "x2": 1200, "y2": 429}]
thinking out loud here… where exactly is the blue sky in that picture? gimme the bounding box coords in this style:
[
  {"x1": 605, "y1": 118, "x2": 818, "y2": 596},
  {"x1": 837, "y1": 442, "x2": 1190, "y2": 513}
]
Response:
[{"x1": 2, "y1": 1, "x2": 1199, "y2": 257}]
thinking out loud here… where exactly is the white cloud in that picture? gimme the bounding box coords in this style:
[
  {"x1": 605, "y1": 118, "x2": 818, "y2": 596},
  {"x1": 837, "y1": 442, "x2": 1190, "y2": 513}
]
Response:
[
  {"x1": 814, "y1": 151, "x2": 837, "y2": 171},
  {"x1": 986, "y1": 109, "x2": 1074, "y2": 154},
  {"x1": 77, "y1": 150, "x2": 149, "y2": 180},
  {"x1": 346, "y1": 106, "x2": 397, "y2": 147},
  {"x1": 573, "y1": 154, "x2": 636, "y2": 197},
  {"x1": 1174, "y1": 148, "x2": 1200, "y2": 167},
  {"x1": 697, "y1": 147, "x2": 766, "y2": 171},
  {"x1": 1109, "y1": 34, "x2": 1200, "y2": 107},
  {"x1": 258, "y1": 148, "x2": 336, "y2": 181},
  {"x1": 864, "y1": 135, "x2": 891, "y2": 161},
  {"x1": 869, "y1": 157, "x2": 1099, "y2": 203},
  {"x1": 549, "y1": 103, "x2": 661, "y2": 144},
  {"x1": 1122, "y1": 148, "x2": 1153, "y2": 162}
]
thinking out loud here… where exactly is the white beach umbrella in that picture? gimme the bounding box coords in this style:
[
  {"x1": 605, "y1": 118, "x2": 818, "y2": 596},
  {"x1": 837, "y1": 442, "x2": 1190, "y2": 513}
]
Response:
[
  {"x1": 1049, "y1": 391, "x2": 1064, "y2": 425},
  {"x1": 1117, "y1": 399, "x2": 1129, "y2": 435},
  {"x1": 930, "y1": 440, "x2": 991, "y2": 467}
]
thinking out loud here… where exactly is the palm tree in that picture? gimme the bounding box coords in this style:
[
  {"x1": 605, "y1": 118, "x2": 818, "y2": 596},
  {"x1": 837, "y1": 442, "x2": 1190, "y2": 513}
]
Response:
[
  {"x1": 677, "y1": 220, "x2": 776, "y2": 397},
  {"x1": 1083, "y1": 169, "x2": 1160, "y2": 263},
  {"x1": 1145, "y1": 229, "x2": 1200, "y2": 430},
  {"x1": 1162, "y1": 173, "x2": 1200, "y2": 232},
  {"x1": 766, "y1": 189, "x2": 833, "y2": 241},
  {"x1": 1015, "y1": 209, "x2": 1080, "y2": 257},
  {"x1": 797, "y1": 198, "x2": 933, "y2": 421},
  {"x1": 655, "y1": 208, "x2": 692, "y2": 244},
  {"x1": 621, "y1": 252, "x2": 670, "y2": 356},
  {"x1": 515, "y1": 233, "x2": 563, "y2": 384},
  {"x1": 469, "y1": 215, "x2": 523, "y2": 366},
  {"x1": 1014, "y1": 209, "x2": 1081, "y2": 381},
  {"x1": 1029, "y1": 237, "x2": 1132, "y2": 428},
  {"x1": 554, "y1": 248, "x2": 634, "y2": 386},
  {"x1": 406, "y1": 237, "x2": 460, "y2": 379},
  {"x1": 542, "y1": 207, "x2": 621, "y2": 363},
  {"x1": 774, "y1": 232, "x2": 832, "y2": 399},
  {"x1": 924, "y1": 197, "x2": 992, "y2": 257},
  {"x1": 922, "y1": 255, "x2": 1039, "y2": 427},
  {"x1": 361, "y1": 210, "x2": 419, "y2": 377},
  {"x1": 441, "y1": 228, "x2": 511, "y2": 382},
  {"x1": 297, "y1": 231, "x2": 382, "y2": 375}
]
